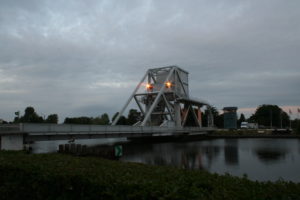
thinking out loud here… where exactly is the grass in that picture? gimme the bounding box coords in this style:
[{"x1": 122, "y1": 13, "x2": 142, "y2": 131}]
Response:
[{"x1": 0, "y1": 151, "x2": 300, "y2": 199}]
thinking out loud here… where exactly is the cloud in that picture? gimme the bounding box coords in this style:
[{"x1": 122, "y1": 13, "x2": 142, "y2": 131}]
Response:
[{"x1": 0, "y1": 0, "x2": 299, "y2": 122}]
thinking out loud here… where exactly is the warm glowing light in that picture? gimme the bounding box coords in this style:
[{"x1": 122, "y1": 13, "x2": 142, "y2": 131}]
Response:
[
  {"x1": 165, "y1": 81, "x2": 172, "y2": 88},
  {"x1": 146, "y1": 83, "x2": 153, "y2": 90}
]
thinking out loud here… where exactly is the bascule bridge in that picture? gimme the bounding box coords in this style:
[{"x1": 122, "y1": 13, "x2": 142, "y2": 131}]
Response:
[
  {"x1": 112, "y1": 66, "x2": 214, "y2": 128},
  {"x1": 0, "y1": 66, "x2": 215, "y2": 151}
]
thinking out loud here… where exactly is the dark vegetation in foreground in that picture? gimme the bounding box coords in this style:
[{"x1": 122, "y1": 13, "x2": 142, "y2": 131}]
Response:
[{"x1": 1, "y1": 151, "x2": 300, "y2": 200}]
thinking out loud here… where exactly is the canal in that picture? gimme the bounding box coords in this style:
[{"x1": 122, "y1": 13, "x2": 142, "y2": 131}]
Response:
[{"x1": 31, "y1": 138, "x2": 300, "y2": 182}]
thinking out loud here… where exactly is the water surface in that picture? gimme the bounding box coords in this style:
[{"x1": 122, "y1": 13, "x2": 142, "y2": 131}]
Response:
[
  {"x1": 119, "y1": 138, "x2": 300, "y2": 182},
  {"x1": 31, "y1": 138, "x2": 300, "y2": 182}
]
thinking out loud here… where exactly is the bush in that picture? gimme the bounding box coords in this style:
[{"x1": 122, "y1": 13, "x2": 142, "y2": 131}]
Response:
[{"x1": 0, "y1": 151, "x2": 300, "y2": 199}]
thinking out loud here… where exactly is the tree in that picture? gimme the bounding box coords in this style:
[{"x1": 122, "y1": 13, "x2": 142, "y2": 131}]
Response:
[
  {"x1": 127, "y1": 109, "x2": 141, "y2": 125},
  {"x1": 64, "y1": 114, "x2": 110, "y2": 125},
  {"x1": 92, "y1": 117, "x2": 103, "y2": 125},
  {"x1": 292, "y1": 119, "x2": 300, "y2": 134},
  {"x1": 0, "y1": 119, "x2": 8, "y2": 124},
  {"x1": 237, "y1": 113, "x2": 246, "y2": 127},
  {"x1": 117, "y1": 116, "x2": 128, "y2": 125},
  {"x1": 215, "y1": 113, "x2": 224, "y2": 128},
  {"x1": 100, "y1": 113, "x2": 110, "y2": 125},
  {"x1": 249, "y1": 105, "x2": 289, "y2": 128},
  {"x1": 13, "y1": 117, "x2": 19, "y2": 123},
  {"x1": 64, "y1": 117, "x2": 92, "y2": 124},
  {"x1": 46, "y1": 114, "x2": 58, "y2": 124},
  {"x1": 112, "y1": 112, "x2": 128, "y2": 125},
  {"x1": 17, "y1": 106, "x2": 44, "y2": 123}
]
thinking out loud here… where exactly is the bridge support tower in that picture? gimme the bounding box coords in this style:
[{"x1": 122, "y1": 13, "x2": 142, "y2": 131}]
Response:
[{"x1": 112, "y1": 66, "x2": 214, "y2": 128}]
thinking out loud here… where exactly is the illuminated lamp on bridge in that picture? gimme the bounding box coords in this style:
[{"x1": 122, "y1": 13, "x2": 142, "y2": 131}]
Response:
[
  {"x1": 165, "y1": 81, "x2": 172, "y2": 88},
  {"x1": 112, "y1": 66, "x2": 214, "y2": 127},
  {"x1": 146, "y1": 83, "x2": 153, "y2": 91}
]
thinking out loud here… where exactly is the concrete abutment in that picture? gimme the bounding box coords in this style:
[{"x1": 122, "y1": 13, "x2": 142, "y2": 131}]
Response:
[{"x1": 0, "y1": 134, "x2": 24, "y2": 151}]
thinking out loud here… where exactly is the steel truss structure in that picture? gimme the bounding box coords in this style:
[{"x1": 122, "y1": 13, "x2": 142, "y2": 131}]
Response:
[{"x1": 112, "y1": 66, "x2": 214, "y2": 127}]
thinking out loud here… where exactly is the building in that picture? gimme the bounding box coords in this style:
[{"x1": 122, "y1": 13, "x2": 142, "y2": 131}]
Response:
[{"x1": 223, "y1": 107, "x2": 238, "y2": 129}]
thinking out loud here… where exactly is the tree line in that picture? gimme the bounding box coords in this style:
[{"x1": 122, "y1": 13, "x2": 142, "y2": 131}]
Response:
[
  {"x1": 13, "y1": 107, "x2": 58, "y2": 124},
  {"x1": 11, "y1": 106, "x2": 142, "y2": 126},
  {"x1": 4, "y1": 105, "x2": 300, "y2": 133}
]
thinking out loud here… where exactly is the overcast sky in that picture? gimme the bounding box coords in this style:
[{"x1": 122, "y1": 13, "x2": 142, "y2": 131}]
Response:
[{"x1": 0, "y1": 0, "x2": 300, "y2": 122}]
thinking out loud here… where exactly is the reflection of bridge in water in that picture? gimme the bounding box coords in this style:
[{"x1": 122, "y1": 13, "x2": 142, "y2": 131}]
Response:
[
  {"x1": 120, "y1": 141, "x2": 221, "y2": 170},
  {"x1": 0, "y1": 66, "x2": 215, "y2": 150}
]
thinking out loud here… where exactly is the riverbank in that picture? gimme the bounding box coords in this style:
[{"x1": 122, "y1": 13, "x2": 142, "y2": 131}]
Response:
[
  {"x1": 127, "y1": 130, "x2": 300, "y2": 143},
  {"x1": 210, "y1": 129, "x2": 300, "y2": 138},
  {"x1": 1, "y1": 151, "x2": 300, "y2": 199}
]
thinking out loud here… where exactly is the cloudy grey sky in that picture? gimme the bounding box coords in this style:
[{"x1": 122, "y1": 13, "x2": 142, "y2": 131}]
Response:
[{"x1": 0, "y1": 0, "x2": 300, "y2": 122}]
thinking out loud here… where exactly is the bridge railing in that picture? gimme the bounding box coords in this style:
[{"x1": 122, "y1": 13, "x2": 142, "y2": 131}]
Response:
[
  {"x1": 18, "y1": 123, "x2": 213, "y2": 135},
  {"x1": 0, "y1": 124, "x2": 21, "y2": 134},
  {"x1": 0, "y1": 124, "x2": 214, "y2": 135}
]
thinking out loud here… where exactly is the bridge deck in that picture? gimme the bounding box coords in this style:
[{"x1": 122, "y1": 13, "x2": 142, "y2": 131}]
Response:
[{"x1": 0, "y1": 124, "x2": 214, "y2": 142}]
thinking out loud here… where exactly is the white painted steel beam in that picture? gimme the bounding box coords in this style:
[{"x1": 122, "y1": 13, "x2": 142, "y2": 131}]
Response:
[
  {"x1": 1, "y1": 123, "x2": 214, "y2": 143},
  {"x1": 112, "y1": 70, "x2": 148, "y2": 125},
  {"x1": 141, "y1": 67, "x2": 175, "y2": 126}
]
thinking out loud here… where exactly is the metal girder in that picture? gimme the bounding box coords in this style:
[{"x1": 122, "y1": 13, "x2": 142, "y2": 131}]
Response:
[
  {"x1": 207, "y1": 106, "x2": 214, "y2": 127},
  {"x1": 111, "y1": 66, "x2": 214, "y2": 128},
  {"x1": 112, "y1": 70, "x2": 148, "y2": 125},
  {"x1": 133, "y1": 96, "x2": 145, "y2": 115},
  {"x1": 175, "y1": 70, "x2": 188, "y2": 97},
  {"x1": 162, "y1": 94, "x2": 174, "y2": 121},
  {"x1": 181, "y1": 105, "x2": 190, "y2": 127},
  {"x1": 190, "y1": 105, "x2": 201, "y2": 127},
  {"x1": 141, "y1": 67, "x2": 175, "y2": 126}
]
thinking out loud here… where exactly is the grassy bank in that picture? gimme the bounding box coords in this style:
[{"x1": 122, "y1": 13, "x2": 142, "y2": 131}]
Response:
[{"x1": 1, "y1": 151, "x2": 300, "y2": 200}]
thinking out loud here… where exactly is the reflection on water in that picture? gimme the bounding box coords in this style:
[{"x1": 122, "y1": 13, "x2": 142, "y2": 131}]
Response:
[
  {"x1": 119, "y1": 138, "x2": 300, "y2": 182},
  {"x1": 121, "y1": 141, "x2": 221, "y2": 170},
  {"x1": 255, "y1": 148, "x2": 286, "y2": 163},
  {"x1": 224, "y1": 139, "x2": 238, "y2": 165},
  {"x1": 252, "y1": 139, "x2": 288, "y2": 164},
  {"x1": 31, "y1": 138, "x2": 127, "y2": 154},
  {"x1": 32, "y1": 138, "x2": 300, "y2": 182}
]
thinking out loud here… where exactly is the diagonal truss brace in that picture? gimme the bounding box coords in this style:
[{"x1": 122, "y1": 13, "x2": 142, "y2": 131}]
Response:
[
  {"x1": 112, "y1": 70, "x2": 148, "y2": 125},
  {"x1": 162, "y1": 94, "x2": 174, "y2": 121},
  {"x1": 175, "y1": 70, "x2": 188, "y2": 97},
  {"x1": 140, "y1": 68, "x2": 175, "y2": 126}
]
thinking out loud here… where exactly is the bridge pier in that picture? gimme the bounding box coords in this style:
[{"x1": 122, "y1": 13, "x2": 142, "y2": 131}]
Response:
[{"x1": 0, "y1": 134, "x2": 24, "y2": 151}]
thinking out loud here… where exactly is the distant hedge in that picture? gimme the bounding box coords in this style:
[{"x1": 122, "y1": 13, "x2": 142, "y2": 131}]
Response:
[{"x1": 0, "y1": 151, "x2": 300, "y2": 200}]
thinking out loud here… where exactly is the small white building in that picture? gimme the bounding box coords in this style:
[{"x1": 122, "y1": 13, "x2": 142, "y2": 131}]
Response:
[{"x1": 240, "y1": 122, "x2": 258, "y2": 129}]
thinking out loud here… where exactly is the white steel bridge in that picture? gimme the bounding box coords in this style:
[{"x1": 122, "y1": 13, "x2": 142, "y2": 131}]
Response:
[
  {"x1": 0, "y1": 124, "x2": 214, "y2": 150},
  {"x1": 0, "y1": 66, "x2": 215, "y2": 150}
]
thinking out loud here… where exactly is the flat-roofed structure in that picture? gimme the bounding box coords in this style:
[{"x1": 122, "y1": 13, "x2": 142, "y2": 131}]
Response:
[{"x1": 223, "y1": 107, "x2": 238, "y2": 129}]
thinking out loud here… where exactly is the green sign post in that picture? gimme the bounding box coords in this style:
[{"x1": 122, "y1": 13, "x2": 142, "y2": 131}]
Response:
[{"x1": 114, "y1": 145, "x2": 123, "y2": 157}]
